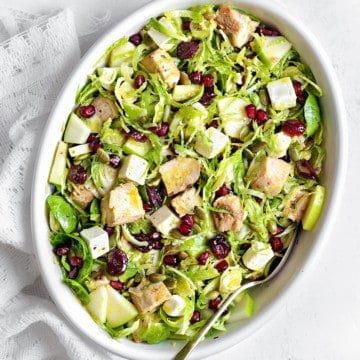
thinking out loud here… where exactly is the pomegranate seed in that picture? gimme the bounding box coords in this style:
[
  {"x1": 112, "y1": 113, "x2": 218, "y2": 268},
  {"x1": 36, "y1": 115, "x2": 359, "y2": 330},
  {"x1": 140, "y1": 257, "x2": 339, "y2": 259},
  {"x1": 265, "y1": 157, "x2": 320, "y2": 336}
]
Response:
[
  {"x1": 216, "y1": 185, "x2": 230, "y2": 197},
  {"x1": 270, "y1": 237, "x2": 283, "y2": 252},
  {"x1": 190, "y1": 310, "x2": 201, "y2": 324},
  {"x1": 208, "y1": 120, "x2": 218, "y2": 128},
  {"x1": 69, "y1": 256, "x2": 83, "y2": 267},
  {"x1": 296, "y1": 159, "x2": 319, "y2": 181},
  {"x1": 143, "y1": 203, "x2": 152, "y2": 212},
  {"x1": 55, "y1": 246, "x2": 69, "y2": 256},
  {"x1": 177, "y1": 41, "x2": 199, "y2": 59},
  {"x1": 109, "y1": 154, "x2": 121, "y2": 168},
  {"x1": 134, "y1": 74, "x2": 145, "y2": 89},
  {"x1": 181, "y1": 214, "x2": 194, "y2": 228},
  {"x1": 67, "y1": 164, "x2": 87, "y2": 184},
  {"x1": 202, "y1": 74, "x2": 214, "y2": 88},
  {"x1": 129, "y1": 33, "x2": 142, "y2": 46},
  {"x1": 151, "y1": 239, "x2": 163, "y2": 250},
  {"x1": 68, "y1": 267, "x2": 78, "y2": 279},
  {"x1": 179, "y1": 223, "x2": 192, "y2": 236},
  {"x1": 129, "y1": 128, "x2": 147, "y2": 142},
  {"x1": 104, "y1": 226, "x2": 115, "y2": 236},
  {"x1": 110, "y1": 280, "x2": 123, "y2": 290},
  {"x1": 182, "y1": 20, "x2": 191, "y2": 31},
  {"x1": 208, "y1": 234, "x2": 231, "y2": 259},
  {"x1": 215, "y1": 259, "x2": 229, "y2": 272},
  {"x1": 209, "y1": 295, "x2": 222, "y2": 310},
  {"x1": 245, "y1": 104, "x2": 257, "y2": 119},
  {"x1": 163, "y1": 254, "x2": 180, "y2": 266},
  {"x1": 197, "y1": 251, "x2": 210, "y2": 265},
  {"x1": 199, "y1": 89, "x2": 215, "y2": 106},
  {"x1": 157, "y1": 122, "x2": 169, "y2": 137},
  {"x1": 293, "y1": 80, "x2": 307, "y2": 105},
  {"x1": 255, "y1": 109, "x2": 268, "y2": 124},
  {"x1": 189, "y1": 71, "x2": 202, "y2": 84},
  {"x1": 272, "y1": 226, "x2": 284, "y2": 236},
  {"x1": 282, "y1": 119, "x2": 306, "y2": 137},
  {"x1": 107, "y1": 248, "x2": 128, "y2": 276},
  {"x1": 79, "y1": 104, "x2": 96, "y2": 118}
]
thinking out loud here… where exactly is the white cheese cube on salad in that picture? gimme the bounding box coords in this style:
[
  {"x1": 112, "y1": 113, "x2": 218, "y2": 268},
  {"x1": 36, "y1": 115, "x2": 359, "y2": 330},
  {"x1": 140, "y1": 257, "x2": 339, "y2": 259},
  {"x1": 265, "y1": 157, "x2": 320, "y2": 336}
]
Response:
[
  {"x1": 147, "y1": 17, "x2": 176, "y2": 50},
  {"x1": 266, "y1": 77, "x2": 297, "y2": 111},
  {"x1": 268, "y1": 132, "x2": 292, "y2": 158},
  {"x1": 163, "y1": 295, "x2": 186, "y2": 317},
  {"x1": 242, "y1": 241, "x2": 274, "y2": 271},
  {"x1": 80, "y1": 226, "x2": 109, "y2": 259},
  {"x1": 195, "y1": 127, "x2": 229, "y2": 159},
  {"x1": 148, "y1": 205, "x2": 180, "y2": 235},
  {"x1": 118, "y1": 154, "x2": 148, "y2": 185}
]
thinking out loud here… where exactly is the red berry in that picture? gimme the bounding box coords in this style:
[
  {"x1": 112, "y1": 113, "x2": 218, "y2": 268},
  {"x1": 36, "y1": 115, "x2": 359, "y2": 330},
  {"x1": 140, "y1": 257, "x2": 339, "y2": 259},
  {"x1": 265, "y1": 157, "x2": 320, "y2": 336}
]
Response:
[
  {"x1": 190, "y1": 310, "x2": 201, "y2": 324},
  {"x1": 129, "y1": 128, "x2": 147, "y2": 142},
  {"x1": 257, "y1": 26, "x2": 281, "y2": 36},
  {"x1": 292, "y1": 80, "x2": 307, "y2": 105},
  {"x1": 55, "y1": 246, "x2": 69, "y2": 256},
  {"x1": 67, "y1": 164, "x2": 87, "y2": 184},
  {"x1": 182, "y1": 20, "x2": 191, "y2": 31},
  {"x1": 216, "y1": 185, "x2": 230, "y2": 197},
  {"x1": 177, "y1": 41, "x2": 199, "y2": 59},
  {"x1": 157, "y1": 122, "x2": 169, "y2": 137},
  {"x1": 69, "y1": 256, "x2": 83, "y2": 267},
  {"x1": 87, "y1": 134, "x2": 102, "y2": 152},
  {"x1": 208, "y1": 235, "x2": 231, "y2": 259},
  {"x1": 104, "y1": 226, "x2": 115, "y2": 236},
  {"x1": 296, "y1": 159, "x2": 318, "y2": 181},
  {"x1": 134, "y1": 74, "x2": 145, "y2": 89},
  {"x1": 163, "y1": 254, "x2": 180, "y2": 266},
  {"x1": 202, "y1": 74, "x2": 214, "y2": 88},
  {"x1": 255, "y1": 109, "x2": 268, "y2": 124},
  {"x1": 78, "y1": 104, "x2": 96, "y2": 118},
  {"x1": 215, "y1": 259, "x2": 228, "y2": 272},
  {"x1": 179, "y1": 223, "x2": 192, "y2": 236},
  {"x1": 68, "y1": 267, "x2": 78, "y2": 279},
  {"x1": 282, "y1": 119, "x2": 306, "y2": 137},
  {"x1": 208, "y1": 120, "x2": 219, "y2": 128},
  {"x1": 181, "y1": 214, "x2": 194, "y2": 228},
  {"x1": 107, "y1": 248, "x2": 128, "y2": 276},
  {"x1": 209, "y1": 295, "x2": 222, "y2": 310},
  {"x1": 270, "y1": 237, "x2": 283, "y2": 252},
  {"x1": 245, "y1": 104, "x2": 257, "y2": 119},
  {"x1": 197, "y1": 251, "x2": 210, "y2": 265},
  {"x1": 129, "y1": 33, "x2": 142, "y2": 46},
  {"x1": 109, "y1": 154, "x2": 121, "y2": 168},
  {"x1": 110, "y1": 280, "x2": 123, "y2": 290},
  {"x1": 143, "y1": 203, "x2": 152, "y2": 212},
  {"x1": 189, "y1": 71, "x2": 202, "y2": 84},
  {"x1": 199, "y1": 91, "x2": 215, "y2": 106}
]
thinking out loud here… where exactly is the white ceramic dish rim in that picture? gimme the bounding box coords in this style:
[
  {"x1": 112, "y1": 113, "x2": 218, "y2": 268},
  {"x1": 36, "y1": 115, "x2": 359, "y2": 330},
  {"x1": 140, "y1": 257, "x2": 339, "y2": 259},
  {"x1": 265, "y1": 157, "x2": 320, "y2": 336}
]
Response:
[{"x1": 31, "y1": 0, "x2": 347, "y2": 359}]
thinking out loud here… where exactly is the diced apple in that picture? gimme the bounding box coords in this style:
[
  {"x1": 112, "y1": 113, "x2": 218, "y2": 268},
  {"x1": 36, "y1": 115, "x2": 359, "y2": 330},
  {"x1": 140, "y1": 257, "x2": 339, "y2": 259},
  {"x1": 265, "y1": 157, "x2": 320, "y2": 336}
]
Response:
[
  {"x1": 302, "y1": 185, "x2": 325, "y2": 230},
  {"x1": 63, "y1": 113, "x2": 91, "y2": 144},
  {"x1": 48, "y1": 141, "x2": 68, "y2": 187},
  {"x1": 86, "y1": 285, "x2": 108, "y2": 323},
  {"x1": 194, "y1": 127, "x2": 229, "y2": 159}
]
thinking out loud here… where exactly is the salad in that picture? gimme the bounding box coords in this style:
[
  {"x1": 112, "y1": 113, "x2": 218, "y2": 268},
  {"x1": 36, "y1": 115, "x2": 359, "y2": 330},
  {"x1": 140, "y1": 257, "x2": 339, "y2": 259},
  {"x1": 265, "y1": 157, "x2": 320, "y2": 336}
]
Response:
[{"x1": 46, "y1": 4, "x2": 325, "y2": 344}]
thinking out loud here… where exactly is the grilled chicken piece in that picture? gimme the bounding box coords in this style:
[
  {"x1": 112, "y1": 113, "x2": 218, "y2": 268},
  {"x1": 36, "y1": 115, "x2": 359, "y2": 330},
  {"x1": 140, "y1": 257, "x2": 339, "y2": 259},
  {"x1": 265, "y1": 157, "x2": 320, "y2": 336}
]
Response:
[
  {"x1": 70, "y1": 184, "x2": 94, "y2": 209},
  {"x1": 170, "y1": 187, "x2": 202, "y2": 217},
  {"x1": 142, "y1": 48, "x2": 180, "y2": 89},
  {"x1": 250, "y1": 156, "x2": 291, "y2": 197},
  {"x1": 92, "y1": 95, "x2": 118, "y2": 122},
  {"x1": 129, "y1": 278, "x2": 172, "y2": 314},
  {"x1": 282, "y1": 190, "x2": 310, "y2": 221},
  {"x1": 212, "y1": 194, "x2": 244, "y2": 232},
  {"x1": 101, "y1": 182, "x2": 145, "y2": 226},
  {"x1": 215, "y1": 5, "x2": 257, "y2": 48},
  {"x1": 159, "y1": 156, "x2": 201, "y2": 196}
]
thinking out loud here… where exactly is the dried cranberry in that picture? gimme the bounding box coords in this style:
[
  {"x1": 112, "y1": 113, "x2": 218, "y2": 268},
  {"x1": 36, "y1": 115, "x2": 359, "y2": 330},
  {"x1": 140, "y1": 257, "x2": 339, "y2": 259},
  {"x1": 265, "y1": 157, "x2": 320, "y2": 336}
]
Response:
[
  {"x1": 69, "y1": 256, "x2": 83, "y2": 267},
  {"x1": 67, "y1": 164, "x2": 87, "y2": 184},
  {"x1": 245, "y1": 104, "x2": 257, "y2": 119},
  {"x1": 151, "y1": 239, "x2": 163, "y2": 250},
  {"x1": 104, "y1": 226, "x2": 115, "y2": 236},
  {"x1": 129, "y1": 128, "x2": 147, "y2": 142},
  {"x1": 179, "y1": 223, "x2": 192, "y2": 236},
  {"x1": 55, "y1": 246, "x2": 69, "y2": 256},
  {"x1": 189, "y1": 71, "x2": 202, "y2": 84},
  {"x1": 255, "y1": 109, "x2": 268, "y2": 124},
  {"x1": 197, "y1": 251, "x2": 210, "y2": 265},
  {"x1": 177, "y1": 41, "x2": 199, "y2": 59},
  {"x1": 215, "y1": 259, "x2": 229, "y2": 272},
  {"x1": 129, "y1": 33, "x2": 142, "y2": 46},
  {"x1": 157, "y1": 122, "x2": 169, "y2": 137},
  {"x1": 257, "y1": 26, "x2": 281, "y2": 36},
  {"x1": 79, "y1": 104, "x2": 96, "y2": 118},
  {"x1": 181, "y1": 214, "x2": 194, "y2": 228},
  {"x1": 134, "y1": 74, "x2": 146, "y2": 89},
  {"x1": 202, "y1": 74, "x2": 214, "y2": 88},
  {"x1": 109, "y1": 154, "x2": 121, "y2": 168},
  {"x1": 209, "y1": 295, "x2": 222, "y2": 310},
  {"x1": 163, "y1": 254, "x2": 180, "y2": 266},
  {"x1": 134, "y1": 234, "x2": 152, "y2": 252},
  {"x1": 190, "y1": 310, "x2": 201, "y2": 324},
  {"x1": 68, "y1": 267, "x2": 78, "y2": 279},
  {"x1": 296, "y1": 159, "x2": 319, "y2": 181},
  {"x1": 208, "y1": 120, "x2": 219, "y2": 128},
  {"x1": 107, "y1": 248, "x2": 128, "y2": 275},
  {"x1": 293, "y1": 80, "x2": 307, "y2": 105},
  {"x1": 199, "y1": 90, "x2": 215, "y2": 106},
  {"x1": 146, "y1": 185, "x2": 163, "y2": 208},
  {"x1": 270, "y1": 237, "x2": 283, "y2": 252},
  {"x1": 182, "y1": 20, "x2": 191, "y2": 31},
  {"x1": 216, "y1": 185, "x2": 230, "y2": 197},
  {"x1": 143, "y1": 203, "x2": 153, "y2": 212},
  {"x1": 87, "y1": 134, "x2": 102, "y2": 152},
  {"x1": 110, "y1": 280, "x2": 123, "y2": 290},
  {"x1": 208, "y1": 234, "x2": 231, "y2": 259},
  {"x1": 282, "y1": 119, "x2": 306, "y2": 137}
]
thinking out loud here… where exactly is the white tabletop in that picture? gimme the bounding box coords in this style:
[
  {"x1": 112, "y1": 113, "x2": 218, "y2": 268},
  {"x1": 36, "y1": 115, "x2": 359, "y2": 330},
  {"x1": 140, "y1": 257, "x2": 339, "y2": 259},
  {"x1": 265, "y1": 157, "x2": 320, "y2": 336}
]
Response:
[{"x1": 5, "y1": 0, "x2": 359, "y2": 359}]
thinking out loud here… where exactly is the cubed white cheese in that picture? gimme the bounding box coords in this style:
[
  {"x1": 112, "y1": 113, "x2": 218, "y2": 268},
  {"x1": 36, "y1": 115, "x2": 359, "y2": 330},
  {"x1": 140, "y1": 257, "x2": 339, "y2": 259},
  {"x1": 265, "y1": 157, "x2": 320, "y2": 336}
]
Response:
[
  {"x1": 163, "y1": 295, "x2": 186, "y2": 317},
  {"x1": 118, "y1": 154, "x2": 148, "y2": 185},
  {"x1": 268, "y1": 132, "x2": 292, "y2": 158},
  {"x1": 194, "y1": 127, "x2": 229, "y2": 159},
  {"x1": 242, "y1": 241, "x2": 274, "y2": 271},
  {"x1": 147, "y1": 205, "x2": 180, "y2": 235},
  {"x1": 80, "y1": 226, "x2": 110, "y2": 259},
  {"x1": 147, "y1": 18, "x2": 176, "y2": 50},
  {"x1": 266, "y1": 77, "x2": 297, "y2": 111}
]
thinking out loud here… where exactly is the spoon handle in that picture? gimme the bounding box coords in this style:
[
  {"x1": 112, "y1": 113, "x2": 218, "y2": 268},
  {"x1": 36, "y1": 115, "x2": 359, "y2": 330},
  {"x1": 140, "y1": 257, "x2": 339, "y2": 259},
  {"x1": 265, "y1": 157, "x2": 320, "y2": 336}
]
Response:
[{"x1": 174, "y1": 281, "x2": 255, "y2": 360}]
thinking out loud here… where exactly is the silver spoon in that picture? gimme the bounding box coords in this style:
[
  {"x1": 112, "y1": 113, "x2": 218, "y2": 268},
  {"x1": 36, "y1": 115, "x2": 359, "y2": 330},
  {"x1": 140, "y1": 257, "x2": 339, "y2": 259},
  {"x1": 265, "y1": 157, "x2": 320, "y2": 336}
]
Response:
[{"x1": 174, "y1": 230, "x2": 298, "y2": 360}]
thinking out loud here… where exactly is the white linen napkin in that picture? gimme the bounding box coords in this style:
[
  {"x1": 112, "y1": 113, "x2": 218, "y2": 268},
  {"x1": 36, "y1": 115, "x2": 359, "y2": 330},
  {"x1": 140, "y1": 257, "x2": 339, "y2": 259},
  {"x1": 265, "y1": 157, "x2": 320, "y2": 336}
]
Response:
[{"x1": 0, "y1": 7, "x2": 126, "y2": 360}]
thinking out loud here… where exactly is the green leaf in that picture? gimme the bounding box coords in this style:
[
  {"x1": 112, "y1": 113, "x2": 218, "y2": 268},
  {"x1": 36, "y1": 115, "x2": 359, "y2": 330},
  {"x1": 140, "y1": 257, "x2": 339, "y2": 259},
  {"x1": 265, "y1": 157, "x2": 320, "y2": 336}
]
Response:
[
  {"x1": 46, "y1": 195, "x2": 77, "y2": 234},
  {"x1": 304, "y1": 94, "x2": 321, "y2": 137},
  {"x1": 64, "y1": 278, "x2": 90, "y2": 305}
]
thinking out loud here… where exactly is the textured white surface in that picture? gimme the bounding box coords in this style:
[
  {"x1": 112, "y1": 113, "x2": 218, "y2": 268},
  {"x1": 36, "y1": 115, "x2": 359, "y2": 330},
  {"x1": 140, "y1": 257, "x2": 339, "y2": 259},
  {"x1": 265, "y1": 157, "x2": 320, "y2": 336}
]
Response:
[{"x1": 0, "y1": 0, "x2": 358, "y2": 359}]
